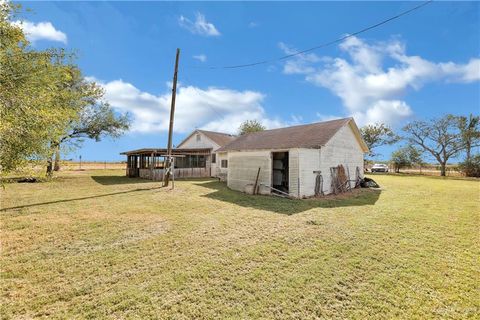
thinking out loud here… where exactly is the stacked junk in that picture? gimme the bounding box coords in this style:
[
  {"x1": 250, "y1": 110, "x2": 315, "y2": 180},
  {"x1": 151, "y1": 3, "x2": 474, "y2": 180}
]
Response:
[
  {"x1": 245, "y1": 164, "x2": 379, "y2": 199},
  {"x1": 317, "y1": 165, "x2": 379, "y2": 197}
]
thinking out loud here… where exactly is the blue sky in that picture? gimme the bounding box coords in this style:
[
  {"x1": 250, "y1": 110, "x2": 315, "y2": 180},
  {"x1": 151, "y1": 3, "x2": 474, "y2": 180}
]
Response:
[{"x1": 17, "y1": 1, "x2": 480, "y2": 161}]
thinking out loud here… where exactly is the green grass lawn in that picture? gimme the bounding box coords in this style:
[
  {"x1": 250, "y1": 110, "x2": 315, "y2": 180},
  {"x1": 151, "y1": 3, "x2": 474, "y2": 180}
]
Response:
[{"x1": 1, "y1": 170, "x2": 479, "y2": 319}]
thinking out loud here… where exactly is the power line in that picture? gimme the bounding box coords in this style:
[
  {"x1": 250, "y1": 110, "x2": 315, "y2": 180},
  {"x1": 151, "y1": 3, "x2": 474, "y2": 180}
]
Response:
[
  {"x1": 192, "y1": 0, "x2": 433, "y2": 70},
  {"x1": 178, "y1": 67, "x2": 227, "y2": 124}
]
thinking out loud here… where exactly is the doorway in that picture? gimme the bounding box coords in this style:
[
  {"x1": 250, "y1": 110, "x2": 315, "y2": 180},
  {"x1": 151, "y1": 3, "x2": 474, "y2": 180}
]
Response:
[{"x1": 272, "y1": 152, "x2": 289, "y2": 193}]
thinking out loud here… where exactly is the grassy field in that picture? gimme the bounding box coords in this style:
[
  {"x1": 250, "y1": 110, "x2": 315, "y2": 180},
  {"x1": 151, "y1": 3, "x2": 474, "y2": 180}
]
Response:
[{"x1": 1, "y1": 170, "x2": 478, "y2": 319}]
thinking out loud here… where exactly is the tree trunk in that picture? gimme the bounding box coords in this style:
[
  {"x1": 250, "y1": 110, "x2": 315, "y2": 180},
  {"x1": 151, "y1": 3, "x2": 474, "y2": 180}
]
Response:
[
  {"x1": 46, "y1": 157, "x2": 53, "y2": 177},
  {"x1": 440, "y1": 162, "x2": 447, "y2": 176},
  {"x1": 466, "y1": 141, "x2": 471, "y2": 161},
  {"x1": 54, "y1": 147, "x2": 61, "y2": 171}
]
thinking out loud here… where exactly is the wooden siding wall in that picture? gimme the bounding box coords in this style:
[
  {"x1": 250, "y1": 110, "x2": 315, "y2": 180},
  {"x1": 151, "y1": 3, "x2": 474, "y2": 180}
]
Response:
[
  {"x1": 138, "y1": 168, "x2": 210, "y2": 180},
  {"x1": 212, "y1": 152, "x2": 228, "y2": 178},
  {"x1": 178, "y1": 132, "x2": 221, "y2": 150}
]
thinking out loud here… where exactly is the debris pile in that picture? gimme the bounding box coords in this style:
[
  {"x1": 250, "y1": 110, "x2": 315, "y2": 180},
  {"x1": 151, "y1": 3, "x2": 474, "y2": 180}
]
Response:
[{"x1": 360, "y1": 177, "x2": 380, "y2": 188}]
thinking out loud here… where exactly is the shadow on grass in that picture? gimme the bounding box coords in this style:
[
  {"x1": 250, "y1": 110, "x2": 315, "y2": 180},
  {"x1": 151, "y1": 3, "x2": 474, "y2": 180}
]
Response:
[
  {"x1": 196, "y1": 181, "x2": 381, "y2": 215},
  {"x1": 367, "y1": 173, "x2": 478, "y2": 182},
  {"x1": 0, "y1": 186, "x2": 163, "y2": 212},
  {"x1": 91, "y1": 175, "x2": 154, "y2": 185}
]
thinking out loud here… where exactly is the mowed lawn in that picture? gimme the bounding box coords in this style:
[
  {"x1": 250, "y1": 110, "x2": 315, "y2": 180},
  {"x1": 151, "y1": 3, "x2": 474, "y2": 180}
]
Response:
[{"x1": 1, "y1": 171, "x2": 478, "y2": 319}]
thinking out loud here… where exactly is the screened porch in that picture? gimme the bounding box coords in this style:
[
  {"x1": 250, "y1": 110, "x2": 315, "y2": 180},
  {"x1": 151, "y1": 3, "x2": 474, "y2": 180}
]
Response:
[{"x1": 120, "y1": 148, "x2": 212, "y2": 181}]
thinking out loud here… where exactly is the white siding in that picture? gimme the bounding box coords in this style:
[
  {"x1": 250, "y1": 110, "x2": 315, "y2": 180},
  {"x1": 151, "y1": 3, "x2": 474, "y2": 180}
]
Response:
[
  {"x1": 177, "y1": 131, "x2": 221, "y2": 178},
  {"x1": 319, "y1": 124, "x2": 364, "y2": 195},
  {"x1": 177, "y1": 132, "x2": 221, "y2": 150},
  {"x1": 288, "y1": 149, "x2": 300, "y2": 197},
  {"x1": 298, "y1": 148, "x2": 321, "y2": 197},
  {"x1": 227, "y1": 150, "x2": 271, "y2": 192},
  {"x1": 212, "y1": 152, "x2": 228, "y2": 179}
]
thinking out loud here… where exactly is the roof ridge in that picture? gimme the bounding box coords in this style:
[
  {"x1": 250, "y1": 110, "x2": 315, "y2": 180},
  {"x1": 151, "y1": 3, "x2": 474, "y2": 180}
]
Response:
[
  {"x1": 218, "y1": 117, "x2": 358, "y2": 152},
  {"x1": 241, "y1": 117, "x2": 352, "y2": 136},
  {"x1": 197, "y1": 129, "x2": 236, "y2": 136}
]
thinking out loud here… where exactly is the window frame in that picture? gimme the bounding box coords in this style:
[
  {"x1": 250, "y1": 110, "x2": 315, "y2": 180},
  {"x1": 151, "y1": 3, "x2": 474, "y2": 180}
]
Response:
[{"x1": 221, "y1": 159, "x2": 228, "y2": 168}]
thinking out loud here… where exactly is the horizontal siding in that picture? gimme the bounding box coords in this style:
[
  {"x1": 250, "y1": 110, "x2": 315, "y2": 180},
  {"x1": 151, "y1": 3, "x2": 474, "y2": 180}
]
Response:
[
  {"x1": 227, "y1": 151, "x2": 271, "y2": 192},
  {"x1": 178, "y1": 132, "x2": 220, "y2": 150},
  {"x1": 139, "y1": 168, "x2": 210, "y2": 180},
  {"x1": 212, "y1": 152, "x2": 228, "y2": 179}
]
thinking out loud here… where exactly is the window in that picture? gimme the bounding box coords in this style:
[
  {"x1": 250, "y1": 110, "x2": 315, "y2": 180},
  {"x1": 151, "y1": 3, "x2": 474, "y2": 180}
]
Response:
[
  {"x1": 196, "y1": 134, "x2": 201, "y2": 142},
  {"x1": 211, "y1": 153, "x2": 216, "y2": 163},
  {"x1": 198, "y1": 155, "x2": 206, "y2": 168},
  {"x1": 221, "y1": 160, "x2": 228, "y2": 168}
]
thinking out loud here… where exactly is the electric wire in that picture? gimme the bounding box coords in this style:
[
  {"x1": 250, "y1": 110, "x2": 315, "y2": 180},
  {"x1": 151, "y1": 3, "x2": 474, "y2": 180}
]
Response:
[{"x1": 190, "y1": 0, "x2": 433, "y2": 70}]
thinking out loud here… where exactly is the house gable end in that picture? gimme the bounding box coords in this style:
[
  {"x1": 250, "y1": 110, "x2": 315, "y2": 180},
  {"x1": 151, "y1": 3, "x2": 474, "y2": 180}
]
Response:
[{"x1": 177, "y1": 130, "x2": 221, "y2": 150}]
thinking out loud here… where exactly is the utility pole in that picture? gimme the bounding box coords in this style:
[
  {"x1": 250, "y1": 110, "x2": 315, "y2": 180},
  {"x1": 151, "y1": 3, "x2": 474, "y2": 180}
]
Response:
[{"x1": 164, "y1": 48, "x2": 180, "y2": 187}]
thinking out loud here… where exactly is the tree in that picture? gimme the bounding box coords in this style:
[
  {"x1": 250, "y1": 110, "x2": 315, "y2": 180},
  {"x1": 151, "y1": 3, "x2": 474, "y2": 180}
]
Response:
[
  {"x1": 360, "y1": 123, "x2": 399, "y2": 157},
  {"x1": 0, "y1": 3, "x2": 73, "y2": 175},
  {"x1": 0, "y1": 3, "x2": 130, "y2": 177},
  {"x1": 238, "y1": 120, "x2": 266, "y2": 135},
  {"x1": 45, "y1": 66, "x2": 130, "y2": 175},
  {"x1": 51, "y1": 102, "x2": 130, "y2": 173},
  {"x1": 457, "y1": 114, "x2": 480, "y2": 161},
  {"x1": 391, "y1": 146, "x2": 423, "y2": 173},
  {"x1": 403, "y1": 115, "x2": 465, "y2": 176}
]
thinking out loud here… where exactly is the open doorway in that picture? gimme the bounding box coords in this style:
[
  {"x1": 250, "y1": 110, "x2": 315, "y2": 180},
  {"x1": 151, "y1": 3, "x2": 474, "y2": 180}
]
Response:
[{"x1": 272, "y1": 152, "x2": 289, "y2": 193}]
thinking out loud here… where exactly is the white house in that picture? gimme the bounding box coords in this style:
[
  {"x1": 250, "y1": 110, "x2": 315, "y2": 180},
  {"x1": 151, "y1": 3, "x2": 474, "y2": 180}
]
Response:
[
  {"x1": 176, "y1": 130, "x2": 236, "y2": 178},
  {"x1": 217, "y1": 118, "x2": 369, "y2": 197},
  {"x1": 121, "y1": 129, "x2": 235, "y2": 180},
  {"x1": 121, "y1": 118, "x2": 368, "y2": 198}
]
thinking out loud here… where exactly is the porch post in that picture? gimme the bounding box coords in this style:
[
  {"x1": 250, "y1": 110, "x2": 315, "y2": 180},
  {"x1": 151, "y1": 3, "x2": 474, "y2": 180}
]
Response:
[{"x1": 150, "y1": 152, "x2": 154, "y2": 179}]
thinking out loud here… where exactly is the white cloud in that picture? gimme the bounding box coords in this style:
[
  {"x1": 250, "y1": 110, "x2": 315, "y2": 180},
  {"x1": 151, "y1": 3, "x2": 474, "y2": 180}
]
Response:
[
  {"x1": 90, "y1": 78, "x2": 289, "y2": 134},
  {"x1": 13, "y1": 20, "x2": 67, "y2": 44},
  {"x1": 248, "y1": 22, "x2": 258, "y2": 28},
  {"x1": 193, "y1": 54, "x2": 207, "y2": 62},
  {"x1": 178, "y1": 13, "x2": 220, "y2": 37},
  {"x1": 278, "y1": 42, "x2": 321, "y2": 75},
  {"x1": 281, "y1": 36, "x2": 480, "y2": 126}
]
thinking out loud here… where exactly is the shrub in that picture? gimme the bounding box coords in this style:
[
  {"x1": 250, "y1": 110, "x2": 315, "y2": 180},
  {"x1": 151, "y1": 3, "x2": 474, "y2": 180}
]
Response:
[{"x1": 458, "y1": 155, "x2": 480, "y2": 177}]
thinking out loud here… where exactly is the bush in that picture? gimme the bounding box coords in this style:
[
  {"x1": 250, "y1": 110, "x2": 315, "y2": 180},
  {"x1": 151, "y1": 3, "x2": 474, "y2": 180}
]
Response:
[{"x1": 458, "y1": 155, "x2": 480, "y2": 177}]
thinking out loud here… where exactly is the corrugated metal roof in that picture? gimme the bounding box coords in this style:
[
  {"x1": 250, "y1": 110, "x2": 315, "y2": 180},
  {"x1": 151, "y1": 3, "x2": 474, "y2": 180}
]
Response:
[{"x1": 218, "y1": 118, "x2": 356, "y2": 151}]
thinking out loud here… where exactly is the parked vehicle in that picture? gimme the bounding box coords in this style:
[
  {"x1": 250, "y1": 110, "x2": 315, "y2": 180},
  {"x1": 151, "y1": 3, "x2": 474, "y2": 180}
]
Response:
[{"x1": 371, "y1": 163, "x2": 389, "y2": 173}]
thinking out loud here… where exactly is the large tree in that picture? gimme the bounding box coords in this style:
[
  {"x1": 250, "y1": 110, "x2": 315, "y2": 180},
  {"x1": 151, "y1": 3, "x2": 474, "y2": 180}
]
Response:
[
  {"x1": 0, "y1": 3, "x2": 71, "y2": 174},
  {"x1": 403, "y1": 115, "x2": 465, "y2": 176},
  {"x1": 0, "y1": 3, "x2": 130, "y2": 177},
  {"x1": 51, "y1": 102, "x2": 130, "y2": 173},
  {"x1": 360, "y1": 123, "x2": 399, "y2": 157},
  {"x1": 45, "y1": 68, "x2": 130, "y2": 175},
  {"x1": 457, "y1": 114, "x2": 480, "y2": 161},
  {"x1": 238, "y1": 120, "x2": 266, "y2": 135}
]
